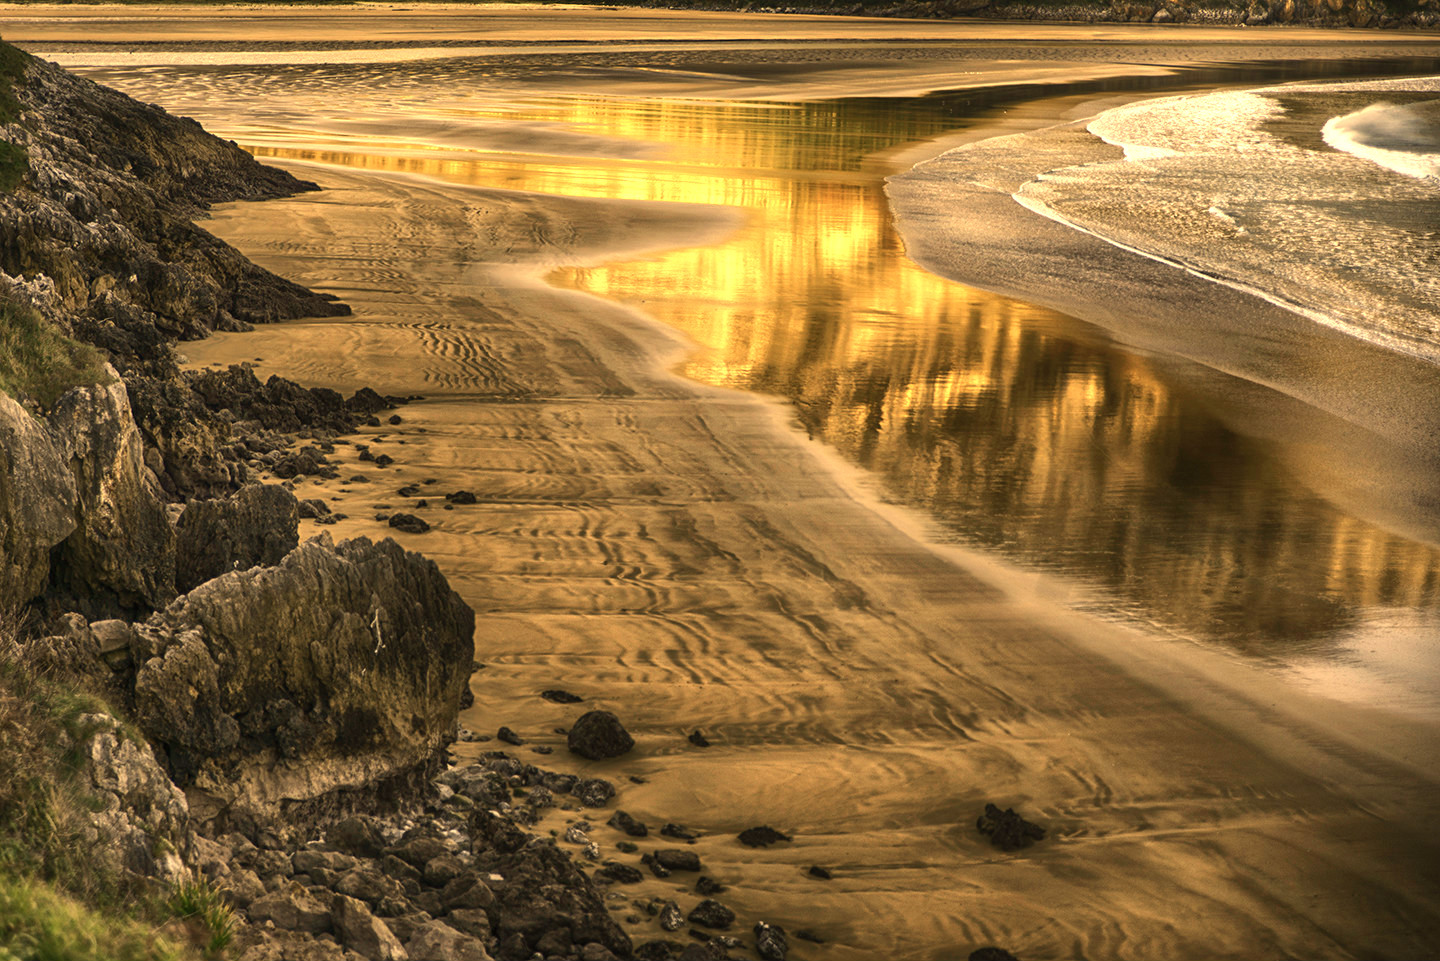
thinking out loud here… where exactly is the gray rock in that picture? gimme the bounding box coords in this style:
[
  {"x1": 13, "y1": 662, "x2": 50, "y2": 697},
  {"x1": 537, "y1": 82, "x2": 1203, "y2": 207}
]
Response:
[
  {"x1": 335, "y1": 867, "x2": 407, "y2": 907},
  {"x1": 46, "y1": 370, "x2": 176, "y2": 612},
  {"x1": 330, "y1": 816, "x2": 387, "y2": 859},
  {"x1": 754, "y1": 921, "x2": 788, "y2": 961},
  {"x1": 221, "y1": 867, "x2": 267, "y2": 908},
  {"x1": 406, "y1": 920, "x2": 493, "y2": 961},
  {"x1": 573, "y1": 778, "x2": 616, "y2": 808},
  {"x1": 606, "y1": 810, "x2": 647, "y2": 837},
  {"x1": 248, "y1": 885, "x2": 332, "y2": 933},
  {"x1": 566, "y1": 711, "x2": 634, "y2": 761},
  {"x1": 658, "y1": 900, "x2": 684, "y2": 932},
  {"x1": 0, "y1": 391, "x2": 76, "y2": 604},
  {"x1": 174, "y1": 483, "x2": 299, "y2": 592},
  {"x1": 331, "y1": 894, "x2": 408, "y2": 961},
  {"x1": 131, "y1": 534, "x2": 474, "y2": 815},
  {"x1": 423, "y1": 854, "x2": 465, "y2": 889},
  {"x1": 440, "y1": 875, "x2": 495, "y2": 912}
]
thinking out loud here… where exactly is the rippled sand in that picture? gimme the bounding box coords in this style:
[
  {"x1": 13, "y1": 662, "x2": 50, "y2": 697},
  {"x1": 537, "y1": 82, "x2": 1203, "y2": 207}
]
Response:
[
  {"x1": 172, "y1": 161, "x2": 1440, "y2": 958},
  {"x1": 24, "y1": 8, "x2": 1440, "y2": 958}
]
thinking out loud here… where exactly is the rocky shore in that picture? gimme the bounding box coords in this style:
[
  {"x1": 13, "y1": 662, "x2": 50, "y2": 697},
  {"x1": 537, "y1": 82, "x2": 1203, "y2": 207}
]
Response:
[
  {"x1": 585, "y1": 0, "x2": 1438, "y2": 27},
  {"x1": 0, "y1": 39, "x2": 782, "y2": 961}
]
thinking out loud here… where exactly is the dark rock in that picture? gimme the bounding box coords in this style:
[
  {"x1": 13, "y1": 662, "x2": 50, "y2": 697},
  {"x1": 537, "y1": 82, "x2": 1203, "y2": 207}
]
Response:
[
  {"x1": 607, "y1": 810, "x2": 648, "y2": 838},
  {"x1": 574, "y1": 778, "x2": 616, "y2": 808},
  {"x1": 970, "y1": 949, "x2": 1021, "y2": 961},
  {"x1": 686, "y1": 899, "x2": 735, "y2": 930},
  {"x1": 388, "y1": 414, "x2": 403, "y2": 425},
  {"x1": 737, "y1": 826, "x2": 791, "y2": 848},
  {"x1": 654, "y1": 850, "x2": 701, "y2": 872},
  {"x1": 660, "y1": 824, "x2": 697, "y2": 841},
  {"x1": 397, "y1": 485, "x2": 420, "y2": 497},
  {"x1": 334, "y1": 866, "x2": 407, "y2": 906},
  {"x1": 374, "y1": 453, "x2": 395, "y2": 467},
  {"x1": 469, "y1": 809, "x2": 531, "y2": 856},
  {"x1": 976, "y1": 803, "x2": 1046, "y2": 852},
  {"x1": 581, "y1": 943, "x2": 620, "y2": 961},
  {"x1": 330, "y1": 816, "x2": 387, "y2": 859},
  {"x1": 445, "y1": 907, "x2": 494, "y2": 940},
  {"x1": 132, "y1": 535, "x2": 473, "y2": 815},
  {"x1": 535, "y1": 928, "x2": 572, "y2": 957},
  {"x1": 298, "y1": 497, "x2": 332, "y2": 519},
  {"x1": 794, "y1": 929, "x2": 824, "y2": 944},
  {"x1": 423, "y1": 854, "x2": 465, "y2": 889},
  {"x1": 392, "y1": 836, "x2": 450, "y2": 870},
  {"x1": 754, "y1": 922, "x2": 788, "y2": 961},
  {"x1": 687, "y1": 730, "x2": 710, "y2": 748},
  {"x1": 541, "y1": 772, "x2": 577, "y2": 795},
  {"x1": 331, "y1": 893, "x2": 407, "y2": 960},
  {"x1": 441, "y1": 874, "x2": 496, "y2": 912},
  {"x1": 540, "y1": 689, "x2": 583, "y2": 704},
  {"x1": 174, "y1": 483, "x2": 299, "y2": 592},
  {"x1": 695, "y1": 877, "x2": 726, "y2": 896},
  {"x1": 271, "y1": 445, "x2": 335, "y2": 480},
  {"x1": 497, "y1": 726, "x2": 524, "y2": 746},
  {"x1": 640, "y1": 853, "x2": 669, "y2": 878},
  {"x1": 445, "y1": 490, "x2": 478, "y2": 505},
  {"x1": 380, "y1": 854, "x2": 422, "y2": 886},
  {"x1": 807, "y1": 865, "x2": 833, "y2": 880},
  {"x1": 635, "y1": 941, "x2": 684, "y2": 961},
  {"x1": 389, "y1": 512, "x2": 430, "y2": 534},
  {"x1": 594, "y1": 861, "x2": 644, "y2": 884},
  {"x1": 567, "y1": 711, "x2": 635, "y2": 760}
]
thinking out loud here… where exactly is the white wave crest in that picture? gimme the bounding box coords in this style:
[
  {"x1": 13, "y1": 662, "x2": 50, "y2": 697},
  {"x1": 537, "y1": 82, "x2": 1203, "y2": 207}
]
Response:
[{"x1": 1322, "y1": 100, "x2": 1440, "y2": 180}]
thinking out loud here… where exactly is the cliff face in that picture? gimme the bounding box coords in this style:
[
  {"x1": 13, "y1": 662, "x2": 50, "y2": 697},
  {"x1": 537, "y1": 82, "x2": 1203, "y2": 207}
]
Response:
[{"x1": 0, "y1": 39, "x2": 474, "y2": 852}]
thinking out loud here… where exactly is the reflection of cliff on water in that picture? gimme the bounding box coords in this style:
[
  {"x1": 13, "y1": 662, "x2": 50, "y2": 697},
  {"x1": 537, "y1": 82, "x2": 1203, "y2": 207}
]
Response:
[{"x1": 249, "y1": 86, "x2": 1440, "y2": 655}]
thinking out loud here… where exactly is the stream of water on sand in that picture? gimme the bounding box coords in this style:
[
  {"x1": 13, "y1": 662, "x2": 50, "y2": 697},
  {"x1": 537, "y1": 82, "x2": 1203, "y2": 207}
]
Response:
[{"x1": 234, "y1": 87, "x2": 1440, "y2": 709}]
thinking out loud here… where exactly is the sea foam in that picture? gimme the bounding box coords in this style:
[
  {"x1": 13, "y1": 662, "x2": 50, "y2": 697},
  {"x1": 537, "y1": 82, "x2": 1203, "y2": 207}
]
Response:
[{"x1": 1322, "y1": 99, "x2": 1440, "y2": 180}]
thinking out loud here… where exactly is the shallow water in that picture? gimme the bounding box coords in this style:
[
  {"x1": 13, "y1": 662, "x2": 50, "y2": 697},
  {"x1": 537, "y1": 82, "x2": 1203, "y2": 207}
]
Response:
[
  {"x1": 18, "y1": 15, "x2": 1440, "y2": 955},
  {"x1": 103, "y1": 57, "x2": 1440, "y2": 700}
]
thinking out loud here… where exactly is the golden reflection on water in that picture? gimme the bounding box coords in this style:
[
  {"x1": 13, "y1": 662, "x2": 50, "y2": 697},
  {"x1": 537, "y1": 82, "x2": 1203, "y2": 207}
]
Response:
[{"x1": 250, "y1": 94, "x2": 1440, "y2": 651}]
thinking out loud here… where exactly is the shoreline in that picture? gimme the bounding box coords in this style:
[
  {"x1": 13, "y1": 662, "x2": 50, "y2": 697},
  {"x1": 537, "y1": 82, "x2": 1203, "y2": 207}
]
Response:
[{"x1": 181, "y1": 68, "x2": 1440, "y2": 956}]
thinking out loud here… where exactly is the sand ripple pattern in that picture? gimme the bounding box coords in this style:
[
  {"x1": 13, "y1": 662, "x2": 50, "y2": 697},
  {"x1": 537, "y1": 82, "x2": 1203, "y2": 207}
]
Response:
[{"x1": 185, "y1": 159, "x2": 1440, "y2": 961}]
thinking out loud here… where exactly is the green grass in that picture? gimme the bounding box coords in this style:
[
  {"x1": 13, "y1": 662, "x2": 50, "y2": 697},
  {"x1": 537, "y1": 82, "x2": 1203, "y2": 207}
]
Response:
[
  {"x1": 0, "y1": 613, "x2": 212, "y2": 961},
  {"x1": 0, "y1": 40, "x2": 30, "y2": 191},
  {"x1": 0, "y1": 295, "x2": 111, "y2": 409},
  {"x1": 166, "y1": 879, "x2": 235, "y2": 960}
]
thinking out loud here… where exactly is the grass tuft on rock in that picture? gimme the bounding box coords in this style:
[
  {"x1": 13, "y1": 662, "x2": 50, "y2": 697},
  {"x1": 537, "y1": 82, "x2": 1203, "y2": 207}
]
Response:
[
  {"x1": 167, "y1": 877, "x2": 236, "y2": 959},
  {"x1": 0, "y1": 612, "x2": 199, "y2": 961},
  {"x1": 0, "y1": 39, "x2": 30, "y2": 190},
  {"x1": 0, "y1": 295, "x2": 111, "y2": 409}
]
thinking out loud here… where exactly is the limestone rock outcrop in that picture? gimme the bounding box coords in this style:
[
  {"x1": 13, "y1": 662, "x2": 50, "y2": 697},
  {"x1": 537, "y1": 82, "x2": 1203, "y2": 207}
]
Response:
[
  {"x1": 47, "y1": 367, "x2": 176, "y2": 614},
  {"x1": 175, "y1": 483, "x2": 299, "y2": 593},
  {"x1": 0, "y1": 390, "x2": 77, "y2": 602},
  {"x1": 131, "y1": 534, "x2": 474, "y2": 818}
]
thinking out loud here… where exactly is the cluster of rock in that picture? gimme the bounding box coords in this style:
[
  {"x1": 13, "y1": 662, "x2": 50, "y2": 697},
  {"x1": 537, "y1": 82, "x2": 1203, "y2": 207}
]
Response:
[{"x1": 607, "y1": 0, "x2": 1439, "y2": 26}]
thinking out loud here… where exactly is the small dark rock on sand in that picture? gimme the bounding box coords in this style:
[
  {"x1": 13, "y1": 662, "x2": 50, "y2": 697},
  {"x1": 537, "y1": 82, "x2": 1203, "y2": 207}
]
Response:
[
  {"x1": 658, "y1": 900, "x2": 685, "y2": 932},
  {"x1": 447, "y1": 490, "x2": 478, "y2": 505},
  {"x1": 686, "y1": 899, "x2": 735, "y2": 930},
  {"x1": 654, "y1": 849, "x2": 701, "y2": 872},
  {"x1": 641, "y1": 853, "x2": 669, "y2": 877},
  {"x1": 388, "y1": 512, "x2": 430, "y2": 534},
  {"x1": 595, "y1": 862, "x2": 644, "y2": 884},
  {"x1": 568, "y1": 710, "x2": 636, "y2": 760},
  {"x1": 574, "y1": 777, "x2": 617, "y2": 808},
  {"x1": 695, "y1": 876, "x2": 726, "y2": 895},
  {"x1": 755, "y1": 921, "x2": 789, "y2": 961},
  {"x1": 497, "y1": 726, "x2": 524, "y2": 746},
  {"x1": 687, "y1": 729, "x2": 711, "y2": 747},
  {"x1": 297, "y1": 497, "x2": 331, "y2": 518},
  {"x1": 976, "y1": 803, "x2": 1046, "y2": 852},
  {"x1": 542, "y1": 688, "x2": 584, "y2": 703},
  {"x1": 608, "y1": 810, "x2": 648, "y2": 837},
  {"x1": 807, "y1": 865, "x2": 833, "y2": 880},
  {"x1": 661, "y1": 823, "x2": 698, "y2": 841},
  {"x1": 737, "y1": 826, "x2": 792, "y2": 848}
]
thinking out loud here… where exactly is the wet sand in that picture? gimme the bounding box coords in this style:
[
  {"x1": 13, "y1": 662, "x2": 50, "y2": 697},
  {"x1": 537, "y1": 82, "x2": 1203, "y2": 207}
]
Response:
[
  {"x1": 23, "y1": 9, "x2": 1440, "y2": 958},
  {"x1": 189, "y1": 165, "x2": 1440, "y2": 959}
]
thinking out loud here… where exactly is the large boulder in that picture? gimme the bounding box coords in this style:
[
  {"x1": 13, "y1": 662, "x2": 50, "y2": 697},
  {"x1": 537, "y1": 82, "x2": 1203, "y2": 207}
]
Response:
[
  {"x1": 174, "y1": 483, "x2": 299, "y2": 592},
  {"x1": 131, "y1": 534, "x2": 474, "y2": 818},
  {"x1": 0, "y1": 390, "x2": 76, "y2": 604},
  {"x1": 566, "y1": 711, "x2": 634, "y2": 761},
  {"x1": 46, "y1": 369, "x2": 175, "y2": 614}
]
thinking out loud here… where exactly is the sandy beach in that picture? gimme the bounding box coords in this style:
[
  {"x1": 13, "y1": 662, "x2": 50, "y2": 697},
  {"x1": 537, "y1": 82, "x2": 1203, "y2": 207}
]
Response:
[{"x1": 9, "y1": 8, "x2": 1440, "y2": 958}]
